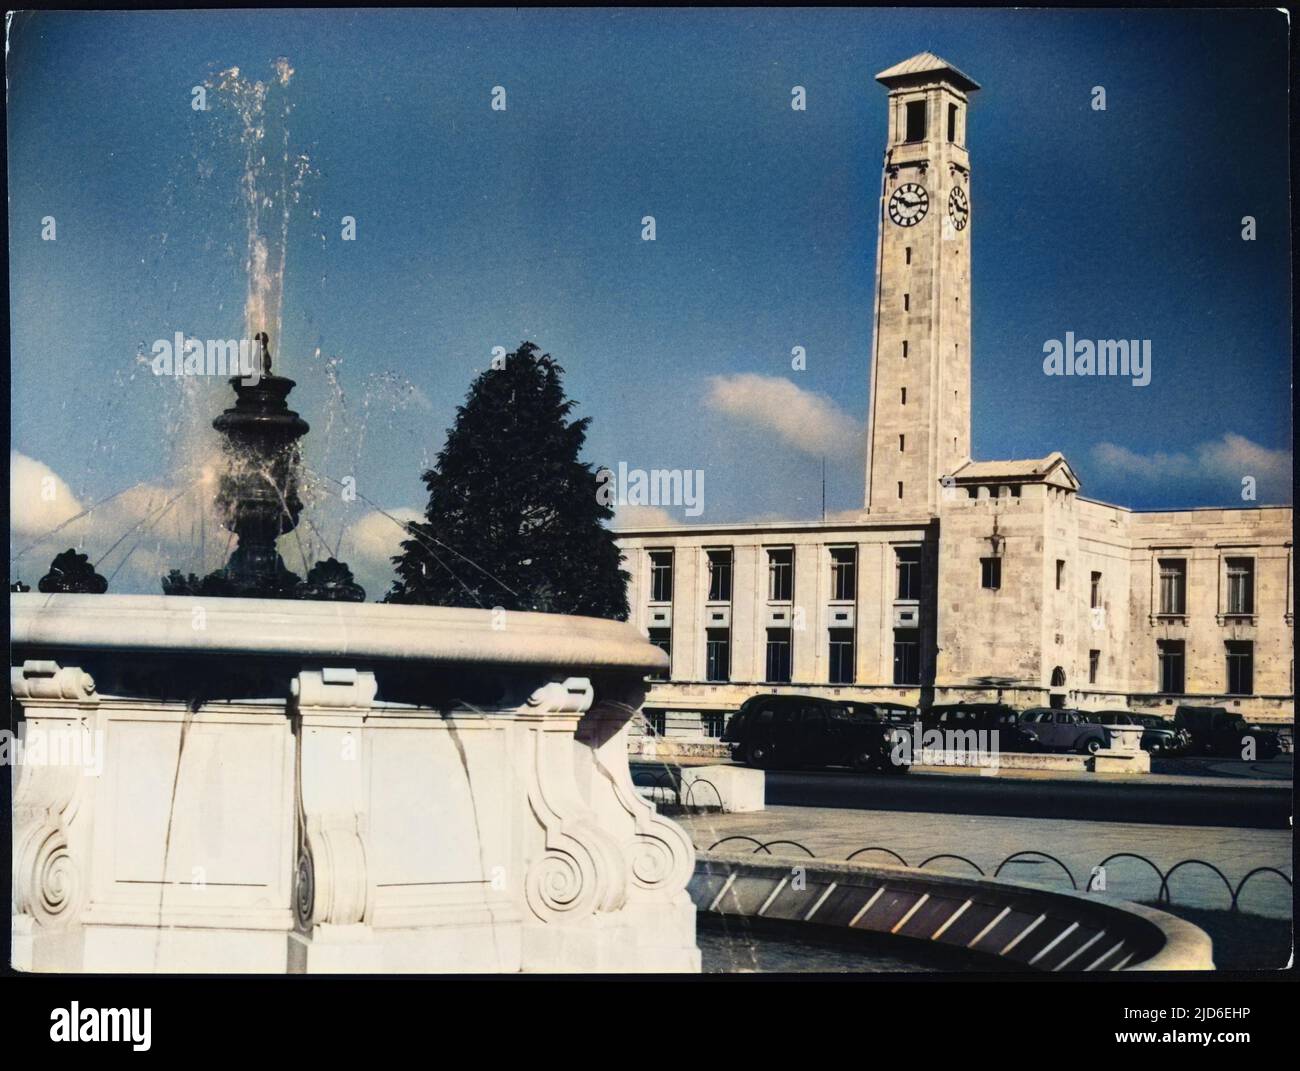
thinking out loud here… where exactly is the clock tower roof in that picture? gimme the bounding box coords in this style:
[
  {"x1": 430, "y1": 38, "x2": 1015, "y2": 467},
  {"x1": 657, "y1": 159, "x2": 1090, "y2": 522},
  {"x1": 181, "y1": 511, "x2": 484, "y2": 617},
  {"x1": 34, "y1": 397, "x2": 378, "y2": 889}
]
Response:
[{"x1": 875, "y1": 52, "x2": 980, "y2": 93}]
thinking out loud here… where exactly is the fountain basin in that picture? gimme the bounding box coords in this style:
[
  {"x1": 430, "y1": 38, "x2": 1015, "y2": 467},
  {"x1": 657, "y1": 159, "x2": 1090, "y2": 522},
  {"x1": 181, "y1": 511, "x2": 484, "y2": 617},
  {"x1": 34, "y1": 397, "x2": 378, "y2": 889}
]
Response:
[
  {"x1": 10, "y1": 593, "x2": 697, "y2": 973},
  {"x1": 692, "y1": 851, "x2": 1214, "y2": 971}
]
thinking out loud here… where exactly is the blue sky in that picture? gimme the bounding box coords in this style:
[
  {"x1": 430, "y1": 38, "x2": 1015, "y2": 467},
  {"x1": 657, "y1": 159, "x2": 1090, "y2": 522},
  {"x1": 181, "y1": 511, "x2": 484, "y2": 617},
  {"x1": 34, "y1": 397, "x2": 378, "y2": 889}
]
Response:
[{"x1": 7, "y1": 8, "x2": 1292, "y2": 591}]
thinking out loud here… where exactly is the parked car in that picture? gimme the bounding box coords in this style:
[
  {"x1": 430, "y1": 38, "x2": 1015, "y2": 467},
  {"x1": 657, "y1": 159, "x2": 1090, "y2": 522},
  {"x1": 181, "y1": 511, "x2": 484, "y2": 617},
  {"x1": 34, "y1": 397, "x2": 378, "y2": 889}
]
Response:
[
  {"x1": 722, "y1": 695, "x2": 909, "y2": 773},
  {"x1": 1081, "y1": 710, "x2": 1186, "y2": 755},
  {"x1": 921, "y1": 703, "x2": 1040, "y2": 753},
  {"x1": 1173, "y1": 705, "x2": 1281, "y2": 760},
  {"x1": 1018, "y1": 708, "x2": 1111, "y2": 754},
  {"x1": 1129, "y1": 712, "x2": 1192, "y2": 754},
  {"x1": 856, "y1": 702, "x2": 919, "y2": 726}
]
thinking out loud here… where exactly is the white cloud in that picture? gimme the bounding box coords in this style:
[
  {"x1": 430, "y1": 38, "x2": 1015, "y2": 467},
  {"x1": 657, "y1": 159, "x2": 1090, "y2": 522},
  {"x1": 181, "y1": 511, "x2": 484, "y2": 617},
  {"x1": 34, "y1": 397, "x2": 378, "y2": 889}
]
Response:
[
  {"x1": 1091, "y1": 433, "x2": 1292, "y2": 501},
  {"x1": 611, "y1": 504, "x2": 683, "y2": 529},
  {"x1": 338, "y1": 507, "x2": 422, "y2": 566},
  {"x1": 10, "y1": 451, "x2": 84, "y2": 537},
  {"x1": 703, "y1": 374, "x2": 860, "y2": 456},
  {"x1": 335, "y1": 507, "x2": 422, "y2": 599},
  {"x1": 9, "y1": 451, "x2": 231, "y2": 590}
]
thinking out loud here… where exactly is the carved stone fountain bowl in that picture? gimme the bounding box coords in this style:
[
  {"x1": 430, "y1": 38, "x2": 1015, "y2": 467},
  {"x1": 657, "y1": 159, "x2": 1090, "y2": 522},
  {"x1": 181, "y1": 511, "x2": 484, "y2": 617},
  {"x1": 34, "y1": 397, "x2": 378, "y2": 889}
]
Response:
[{"x1": 9, "y1": 592, "x2": 696, "y2": 974}]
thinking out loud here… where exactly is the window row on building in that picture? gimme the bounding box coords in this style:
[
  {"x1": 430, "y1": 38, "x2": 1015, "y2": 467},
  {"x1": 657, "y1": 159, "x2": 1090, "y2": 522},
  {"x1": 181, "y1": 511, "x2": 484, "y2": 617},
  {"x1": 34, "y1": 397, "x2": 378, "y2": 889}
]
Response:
[
  {"x1": 1157, "y1": 557, "x2": 1257, "y2": 617},
  {"x1": 646, "y1": 544, "x2": 923, "y2": 606},
  {"x1": 646, "y1": 629, "x2": 1260, "y2": 696},
  {"x1": 645, "y1": 624, "x2": 922, "y2": 687},
  {"x1": 1156, "y1": 639, "x2": 1257, "y2": 696},
  {"x1": 972, "y1": 555, "x2": 1264, "y2": 626}
]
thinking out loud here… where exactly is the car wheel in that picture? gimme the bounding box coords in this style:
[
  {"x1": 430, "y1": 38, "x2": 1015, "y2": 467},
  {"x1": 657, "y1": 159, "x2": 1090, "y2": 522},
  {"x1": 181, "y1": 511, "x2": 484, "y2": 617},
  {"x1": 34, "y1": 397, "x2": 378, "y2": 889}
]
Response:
[
  {"x1": 747, "y1": 743, "x2": 776, "y2": 770},
  {"x1": 1084, "y1": 737, "x2": 1104, "y2": 756},
  {"x1": 850, "y1": 749, "x2": 878, "y2": 773}
]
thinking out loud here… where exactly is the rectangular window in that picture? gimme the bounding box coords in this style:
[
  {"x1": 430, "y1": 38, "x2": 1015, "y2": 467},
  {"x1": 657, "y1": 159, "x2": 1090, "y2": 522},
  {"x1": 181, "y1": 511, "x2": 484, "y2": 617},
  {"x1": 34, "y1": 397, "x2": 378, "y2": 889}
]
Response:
[
  {"x1": 649, "y1": 550, "x2": 673, "y2": 603},
  {"x1": 903, "y1": 293, "x2": 910, "y2": 311},
  {"x1": 1226, "y1": 558, "x2": 1255, "y2": 615},
  {"x1": 900, "y1": 387, "x2": 907, "y2": 405},
  {"x1": 706, "y1": 548, "x2": 732, "y2": 602},
  {"x1": 905, "y1": 246, "x2": 912, "y2": 265},
  {"x1": 947, "y1": 102, "x2": 958, "y2": 143},
  {"x1": 700, "y1": 710, "x2": 725, "y2": 738},
  {"x1": 897, "y1": 481, "x2": 904, "y2": 500},
  {"x1": 896, "y1": 546, "x2": 922, "y2": 600},
  {"x1": 767, "y1": 548, "x2": 794, "y2": 602},
  {"x1": 1157, "y1": 640, "x2": 1185, "y2": 695},
  {"x1": 1090, "y1": 571, "x2": 1102, "y2": 609},
  {"x1": 705, "y1": 628, "x2": 730, "y2": 683},
  {"x1": 765, "y1": 628, "x2": 792, "y2": 683},
  {"x1": 1158, "y1": 558, "x2": 1186, "y2": 615},
  {"x1": 1089, "y1": 649, "x2": 1100, "y2": 685},
  {"x1": 647, "y1": 628, "x2": 671, "y2": 681},
  {"x1": 899, "y1": 434, "x2": 905, "y2": 452},
  {"x1": 1226, "y1": 641, "x2": 1254, "y2": 695},
  {"x1": 904, "y1": 99, "x2": 927, "y2": 143},
  {"x1": 829, "y1": 628, "x2": 855, "y2": 685},
  {"x1": 1055, "y1": 560, "x2": 1066, "y2": 590},
  {"x1": 830, "y1": 546, "x2": 857, "y2": 601},
  {"x1": 901, "y1": 340, "x2": 908, "y2": 359},
  {"x1": 893, "y1": 628, "x2": 920, "y2": 685},
  {"x1": 643, "y1": 709, "x2": 666, "y2": 736},
  {"x1": 980, "y1": 557, "x2": 1001, "y2": 590}
]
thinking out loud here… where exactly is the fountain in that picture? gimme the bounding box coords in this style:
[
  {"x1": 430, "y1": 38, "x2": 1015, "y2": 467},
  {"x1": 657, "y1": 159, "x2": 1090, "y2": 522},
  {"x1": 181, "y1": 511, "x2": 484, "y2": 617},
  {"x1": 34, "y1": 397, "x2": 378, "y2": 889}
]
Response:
[
  {"x1": 9, "y1": 60, "x2": 698, "y2": 974},
  {"x1": 158, "y1": 332, "x2": 364, "y2": 601},
  {"x1": 11, "y1": 323, "x2": 699, "y2": 970}
]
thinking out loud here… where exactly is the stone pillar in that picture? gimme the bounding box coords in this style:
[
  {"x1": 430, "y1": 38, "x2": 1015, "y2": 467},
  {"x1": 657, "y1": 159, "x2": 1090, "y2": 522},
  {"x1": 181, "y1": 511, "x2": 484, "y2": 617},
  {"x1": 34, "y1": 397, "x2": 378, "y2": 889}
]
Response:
[
  {"x1": 10, "y1": 661, "x2": 99, "y2": 972},
  {"x1": 290, "y1": 668, "x2": 377, "y2": 971}
]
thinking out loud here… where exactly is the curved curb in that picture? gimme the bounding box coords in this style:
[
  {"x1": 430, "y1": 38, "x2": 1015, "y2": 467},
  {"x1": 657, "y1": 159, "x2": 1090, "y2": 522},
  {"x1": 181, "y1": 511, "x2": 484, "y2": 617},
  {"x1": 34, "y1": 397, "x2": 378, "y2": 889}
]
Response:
[{"x1": 691, "y1": 850, "x2": 1214, "y2": 972}]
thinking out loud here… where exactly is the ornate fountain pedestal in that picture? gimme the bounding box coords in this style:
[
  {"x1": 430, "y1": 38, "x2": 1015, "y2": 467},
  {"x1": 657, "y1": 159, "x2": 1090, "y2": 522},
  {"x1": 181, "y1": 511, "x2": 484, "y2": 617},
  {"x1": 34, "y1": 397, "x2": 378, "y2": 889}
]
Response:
[
  {"x1": 162, "y1": 337, "x2": 364, "y2": 602},
  {"x1": 209, "y1": 369, "x2": 310, "y2": 595},
  {"x1": 10, "y1": 594, "x2": 699, "y2": 973}
]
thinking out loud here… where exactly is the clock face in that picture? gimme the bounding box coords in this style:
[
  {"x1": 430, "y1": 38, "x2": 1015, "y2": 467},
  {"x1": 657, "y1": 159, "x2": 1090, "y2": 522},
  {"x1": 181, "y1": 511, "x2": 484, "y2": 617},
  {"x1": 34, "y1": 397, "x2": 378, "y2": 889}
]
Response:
[
  {"x1": 887, "y1": 182, "x2": 928, "y2": 227},
  {"x1": 948, "y1": 185, "x2": 969, "y2": 231}
]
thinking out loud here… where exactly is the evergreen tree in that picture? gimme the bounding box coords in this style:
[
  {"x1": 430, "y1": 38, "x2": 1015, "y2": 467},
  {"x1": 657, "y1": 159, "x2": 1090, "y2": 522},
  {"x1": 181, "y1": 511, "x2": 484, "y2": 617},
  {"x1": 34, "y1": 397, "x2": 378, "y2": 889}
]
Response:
[{"x1": 385, "y1": 342, "x2": 629, "y2": 619}]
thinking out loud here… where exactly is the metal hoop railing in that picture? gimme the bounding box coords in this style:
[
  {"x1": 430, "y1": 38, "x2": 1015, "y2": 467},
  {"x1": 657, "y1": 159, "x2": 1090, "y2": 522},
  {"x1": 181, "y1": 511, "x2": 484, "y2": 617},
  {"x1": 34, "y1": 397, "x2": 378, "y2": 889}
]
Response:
[{"x1": 695, "y1": 837, "x2": 1288, "y2": 912}]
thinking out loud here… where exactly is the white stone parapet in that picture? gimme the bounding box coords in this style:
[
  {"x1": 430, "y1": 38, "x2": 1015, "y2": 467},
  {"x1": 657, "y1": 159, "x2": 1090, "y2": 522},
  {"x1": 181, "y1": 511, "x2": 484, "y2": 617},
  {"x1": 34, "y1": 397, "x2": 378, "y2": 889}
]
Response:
[{"x1": 679, "y1": 765, "x2": 765, "y2": 812}]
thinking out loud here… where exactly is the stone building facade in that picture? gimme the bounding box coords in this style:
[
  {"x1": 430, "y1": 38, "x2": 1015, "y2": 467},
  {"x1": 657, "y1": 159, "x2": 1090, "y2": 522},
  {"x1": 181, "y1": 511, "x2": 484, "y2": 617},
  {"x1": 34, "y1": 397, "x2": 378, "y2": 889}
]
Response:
[{"x1": 614, "y1": 54, "x2": 1294, "y2": 735}]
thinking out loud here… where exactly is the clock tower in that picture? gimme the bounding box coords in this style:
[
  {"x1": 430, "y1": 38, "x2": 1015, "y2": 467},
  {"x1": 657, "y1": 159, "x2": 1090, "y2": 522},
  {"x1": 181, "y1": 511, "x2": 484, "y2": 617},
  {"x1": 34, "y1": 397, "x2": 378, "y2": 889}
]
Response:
[{"x1": 864, "y1": 53, "x2": 979, "y2": 516}]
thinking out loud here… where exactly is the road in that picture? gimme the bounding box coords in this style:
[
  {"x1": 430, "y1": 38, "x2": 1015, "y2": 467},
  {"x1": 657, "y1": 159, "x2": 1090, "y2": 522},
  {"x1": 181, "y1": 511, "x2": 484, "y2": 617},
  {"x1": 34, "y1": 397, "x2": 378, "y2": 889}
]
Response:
[{"x1": 631, "y1": 758, "x2": 1292, "y2": 830}]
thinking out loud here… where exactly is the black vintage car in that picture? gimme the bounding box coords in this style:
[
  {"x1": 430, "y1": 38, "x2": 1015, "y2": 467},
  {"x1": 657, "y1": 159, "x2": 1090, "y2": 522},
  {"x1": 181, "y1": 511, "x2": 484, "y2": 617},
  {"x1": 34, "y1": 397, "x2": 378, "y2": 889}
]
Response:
[
  {"x1": 722, "y1": 695, "x2": 910, "y2": 773},
  {"x1": 921, "y1": 703, "x2": 1041, "y2": 753},
  {"x1": 1174, "y1": 705, "x2": 1281, "y2": 760},
  {"x1": 1082, "y1": 710, "x2": 1188, "y2": 755}
]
